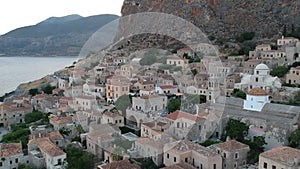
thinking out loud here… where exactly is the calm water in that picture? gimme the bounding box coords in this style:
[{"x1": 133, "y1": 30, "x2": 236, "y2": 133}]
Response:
[{"x1": 0, "y1": 56, "x2": 77, "y2": 97}]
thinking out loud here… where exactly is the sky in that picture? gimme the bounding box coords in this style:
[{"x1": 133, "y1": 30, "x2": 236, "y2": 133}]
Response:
[{"x1": 0, "y1": 0, "x2": 124, "y2": 35}]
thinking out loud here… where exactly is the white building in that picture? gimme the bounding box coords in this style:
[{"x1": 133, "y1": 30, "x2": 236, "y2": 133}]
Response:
[
  {"x1": 243, "y1": 88, "x2": 270, "y2": 112},
  {"x1": 235, "y1": 64, "x2": 282, "y2": 93}
]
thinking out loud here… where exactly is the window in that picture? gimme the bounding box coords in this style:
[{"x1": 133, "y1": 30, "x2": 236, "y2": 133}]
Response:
[
  {"x1": 223, "y1": 153, "x2": 226, "y2": 158},
  {"x1": 272, "y1": 166, "x2": 276, "y2": 169},
  {"x1": 0, "y1": 162, "x2": 2, "y2": 166},
  {"x1": 185, "y1": 158, "x2": 188, "y2": 162},
  {"x1": 213, "y1": 164, "x2": 216, "y2": 169},
  {"x1": 263, "y1": 162, "x2": 267, "y2": 168},
  {"x1": 10, "y1": 160, "x2": 12, "y2": 164},
  {"x1": 167, "y1": 153, "x2": 169, "y2": 159},
  {"x1": 256, "y1": 77, "x2": 259, "y2": 82},
  {"x1": 174, "y1": 157, "x2": 176, "y2": 162},
  {"x1": 235, "y1": 152, "x2": 239, "y2": 159}
]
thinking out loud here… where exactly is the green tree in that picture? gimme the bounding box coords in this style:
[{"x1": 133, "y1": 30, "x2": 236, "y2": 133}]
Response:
[
  {"x1": 246, "y1": 136, "x2": 266, "y2": 164},
  {"x1": 29, "y1": 88, "x2": 39, "y2": 96},
  {"x1": 2, "y1": 127, "x2": 30, "y2": 147},
  {"x1": 66, "y1": 145, "x2": 95, "y2": 169},
  {"x1": 231, "y1": 89, "x2": 246, "y2": 100},
  {"x1": 270, "y1": 66, "x2": 289, "y2": 78},
  {"x1": 221, "y1": 119, "x2": 248, "y2": 142},
  {"x1": 239, "y1": 42, "x2": 256, "y2": 55},
  {"x1": 76, "y1": 125, "x2": 85, "y2": 134},
  {"x1": 42, "y1": 84, "x2": 55, "y2": 94},
  {"x1": 25, "y1": 111, "x2": 44, "y2": 124},
  {"x1": 167, "y1": 98, "x2": 181, "y2": 113},
  {"x1": 289, "y1": 129, "x2": 300, "y2": 148},
  {"x1": 237, "y1": 32, "x2": 255, "y2": 42},
  {"x1": 115, "y1": 95, "x2": 132, "y2": 116}
]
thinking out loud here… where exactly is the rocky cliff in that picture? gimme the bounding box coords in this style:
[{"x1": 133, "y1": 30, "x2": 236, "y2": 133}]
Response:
[{"x1": 121, "y1": 0, "x2": 300, "y2": 41}]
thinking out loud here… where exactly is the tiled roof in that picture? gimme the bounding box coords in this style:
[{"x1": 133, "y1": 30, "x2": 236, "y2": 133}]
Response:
[
  {"x1": 159, "y1": 85, "x2": 177, "y2": 89},
  {"x1": 0, "y1": 143, "x2": 23, "y2": 158},
  {"x1": 214, "y1": 140, "x2": 249, "y2": 152},
  {"x1": 162, "y1": 162, "x2": 196, "y2": 169},
  {"x1": 167, "y1": 140, "x2": 219, "y2": 157},
  {"x1": 99, "y1": 159, "x2": 141, "y2": 169},
  {"x1": 50, "y1": 116, "x2": 73, "y2": 125},
  {"x1": 31, "y1": 138, "x2": 65, "y2": 157},
  {"x1": 103, "y1": 112, "x2": 122, "y2": 118},
  {"x1": 48, "y1": 131, "x2": 64, "y2": 140},
  {"x1": 166, "y1": 110, "x2": 201, "y2": 122},
  {"x1": 248, "y1": 88, "x2": 268, "y2": 96},
  {"x1": 0, "y1": 102, "x2": 32, "y2": 112},
  {"x1": 260, "y1": 146, "x2": 300, "y2": 166}
]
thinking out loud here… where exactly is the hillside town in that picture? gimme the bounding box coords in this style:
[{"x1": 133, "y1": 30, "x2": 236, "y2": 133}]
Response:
[{"x1": 1, "y1": 36, "x2": 300, "y2": 169}]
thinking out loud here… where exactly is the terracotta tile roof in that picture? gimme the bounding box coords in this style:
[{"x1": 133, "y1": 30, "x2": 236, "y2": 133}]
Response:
[
  {"x1": 98, "y1": 159, "x2": 141, "y2": 169},
  {"x1": 167, "y1": 140, "x2": 219, "y2": 157},
  {"x1": 166, "y1": 110, "x2": 201, "y2": 122},
  {"x1": 50, "y1": 116, "x2": 73, "y2": 125},
  {"x1": 214, "y1": 140, "x2": 249, "y2": 152},
  {"x1": 31, "y1": 138, "x2": 65, "y2": 157},
  {"x1": 260, "y1": 146, "x2": 300, "y2": 166},
  {"x1": 0, "y1": 102, "x2": 32, "y2": 112},
  {"x1": 33, "y1": 94, "x2": 48, "y2": 99},
  {"x1": 248, "y1": 88, "x2": 268, "y2": 96},
  {"x1": 162, "y1": 162, "x2": 196, "y2": 169},
  {"x1": 159, "y1": 85, "x2": 177, "y2": 89},
  {"x1": 48, "y1": 131, "x2": 64, "y2": 140},
  {"x1": 102, "y1": 112, "x2": 122, "y2": 118},
  {"x1": 0, "y1": 143, "x2": 23, "y2": 158},
  {"x1": 142, "y1": 121, "x2": 167, "y2": 128}
]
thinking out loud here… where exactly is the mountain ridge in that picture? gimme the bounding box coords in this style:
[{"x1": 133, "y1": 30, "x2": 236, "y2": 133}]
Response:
[{"x1": 0, "y1": 14, "x2": 119, "y2": 56}]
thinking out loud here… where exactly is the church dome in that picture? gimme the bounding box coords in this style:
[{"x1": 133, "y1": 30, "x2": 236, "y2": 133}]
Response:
[
  {"x1": 255, "y1": 63, "x2": 269, "y2": 70},
  {"x1": 248, "y1": 88, "x2": 268, "y2": 96}
]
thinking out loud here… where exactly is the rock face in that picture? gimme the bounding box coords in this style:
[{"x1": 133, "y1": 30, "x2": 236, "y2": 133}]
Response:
[{"x1": 121, "y1": 0, "x2": 300, "y2": 41}]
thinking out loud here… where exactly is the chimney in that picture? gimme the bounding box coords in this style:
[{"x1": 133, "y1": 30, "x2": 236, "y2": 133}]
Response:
[
  {"x1": 38, "y1": 133, "x2": 41, "y2": 138},
  {"x1": 226, "y1": 136, "x2": 231, "y2": 142},
  {"x1": 294, "y1": 157, "x2": 299, "y2": 165}
]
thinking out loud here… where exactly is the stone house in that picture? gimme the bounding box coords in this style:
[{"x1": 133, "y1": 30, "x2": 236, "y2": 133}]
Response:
[
  {"x1": 164, "y1": 110, "x2": 202, "y2": 140},
  {"x1": 86, "y1": 124, "x2": 121, "y2": 159},
  {"x1": 157, "y1": 75, "x2": 175, "y2": 86},
  {"x1": 74, "y1": 96, "x2": 97, "y2": 111},
  {"x1": 0, "y1": 102, "x2": 33, "y2": 127},
  {"x1": 140, "y1": 121, "x2": 169, "y2": 139},
  {"x1": 211, "y1": 139, "x2": 250, "y2": 169},
  {"x1": 132, "y1": 95, "x2": 167, "y2": 113},
  {"x1": 48, "y1": 131, "x2": 65, "y2": 148},
  {"x1": 28, "y1": 137, "x2": 66, "y2": 169},
  {"x1": 58, "y1": 78, "x2": 69, "y2": 90},
  {"x1": 166, "y1": 56, "x2": 189, "y2": 67},
  {"x1": 106, "y1": 75, "x2": 131, "y2": 103},
  {"x1": 163, "y1": 140, "x2": 222, "y2": 168},
  {"x1": 259, "y1": 146, "x2": 300, "y2": 169},
  {"x1": 277, "y1": 36, "x2": 299, "y2": 48},
  {"x1": 83, "y1": 82, "x2": 106, "y2": 98},
  {"x1": 0, "y1": 143, "x2": 26, "y2": 169},
  {"x1": 64, "y1": 86, "x2": 83, "y2": 97},
  {"x1": 286, "y1": 66, "x2": 300, "y2": 85},
  {"x1": 243, "y1": 59, "x2": 262, "y2": 74},
  {"x1": 135, "y1": 135, "x2": 174, "y2": 166},
  {"x1": 156, "y1": 85, "x2": 178, "y2": 95},
  {"x1": 101, "y1": 112, "x2": 124, "y2": 127},
  {"x1": 49, "y1": 116, "x2": 74, "y2": 131}
]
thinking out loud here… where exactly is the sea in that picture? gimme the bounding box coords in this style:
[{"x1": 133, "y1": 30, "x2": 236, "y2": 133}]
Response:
[{"x1": 0, "y1": 56, "x2": 77, "y2": 98}]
